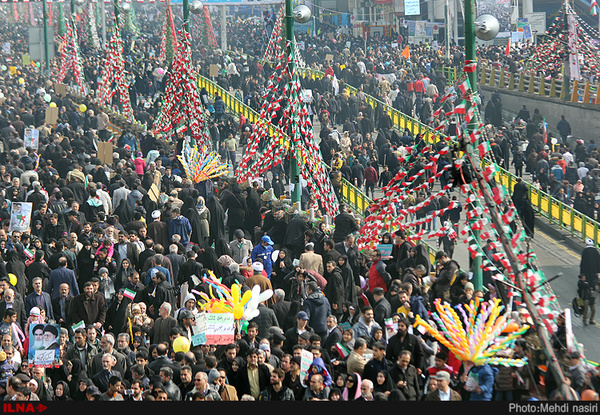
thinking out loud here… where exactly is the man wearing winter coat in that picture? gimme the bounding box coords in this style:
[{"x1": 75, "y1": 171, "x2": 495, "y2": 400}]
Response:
[
  {"x1": 302, "y1": 282, "x2": 331, "y2": 341},
  {"x1": 323, "y1": 260, "x2": 345, "y2": 319}
]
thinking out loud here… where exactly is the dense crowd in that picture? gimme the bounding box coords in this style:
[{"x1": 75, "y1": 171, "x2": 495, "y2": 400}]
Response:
[{"x1": 0, "y1": 4, "x2": 594, "y2": 403}]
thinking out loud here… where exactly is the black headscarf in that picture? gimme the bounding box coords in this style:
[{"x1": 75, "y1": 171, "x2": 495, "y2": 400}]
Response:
[
  {"x1": 206, "y1": 195, "x2": 226, "y2": 245},
  {"x1": 373, "y1": 370, "x2": 396, "y2": 395},
  {"x1": 183, "y1": 196, "x2": 204, "y2": 247},
  {"x1": 114, "y1": 198, "x2": 133, "y2": 226},
  {"x1": 54, "y1": 380, "x2": 72, "y2": 401},
  {"x1": 197, "y1": 246, "x2": 224, "y2": 280}
]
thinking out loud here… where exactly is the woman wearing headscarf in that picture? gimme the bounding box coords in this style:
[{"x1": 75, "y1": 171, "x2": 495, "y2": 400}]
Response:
[
  {"x1": 183, "y1": 196, "x2": 208, "y2": 249},
  {"x1": 220, "y1": 184, "x2": 247, "y2": 243},
  {"x1": 215, "y1": 237, "x2": 232, "y2": 258},
  {"x1": 206, "y1": 195, "x2": 226, "y2": 248},
  {"x1": 114, "y1": 257, "x2": 135, "y2": 293},
  {"x1": 217, "y1": 255, "x2": 235, "y2": 280},
  {"x1": 414, "y1": 243, "x2": 432, "y2": 273},
  {"x1": 271, "y1": 248, "x2": 293, "y2": 290},
  {"x1": 106, "y1": 289, "x2": 129, "y2": 336},
  {"x1": 6, "y1": 249, "x2": 27, "y2": 300},
  {"x1": 340, "y1": 302, "x2": 359, "y2": 326},
  {"x1": 243, "y1": 186, "x2": 261, "y2": 243},
  {"x1": 342, "y1": 372, "x2": 362, "y2": 401},
  {"x1": 337, "y1": 254, "x2": 358, "y2": 306},
  {"x1": 53, "y1": 380, "x2": 72, "y2": 401},
  {"x1": 66, "y1": 358, "x2": 88, "y2": 394},
  {"x1": 373, "y1": 370, "x2": 396, "y2": 397},
  {"x1": 32, "y1": 374, "x2": 53, "y2": 400},
  {"x1": 73, "y1": 377, "x2": 94, "y2": 401},
  {"x1": 195, "y1": 196, "x2": 211, "y2": 247},
  {"x1": 197, "y1": 246, "x2": 224, "y2": 281},
  {"x1": 113, "y1": 198, "x2": 134, "y2": 227},
  {"x1": 76, "y1": 239, "x2": 96, "y2": 291}
]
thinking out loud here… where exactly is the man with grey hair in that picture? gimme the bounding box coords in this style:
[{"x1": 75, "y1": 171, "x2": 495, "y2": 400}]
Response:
[
  {"x1": 186, "y1": 371, "x2": 222, "y2": 401},
  {"x1": 89, "y1": 333, "x2": 128, "y2": 378},
  {"x1": 166, "y1": 244, "x2": 185, "y2": 286},
  {"x1": 91, "y1": 352, "x2": 121, "y2": 393},
  {"x1": 150, "y1": 302, "x2": 177, "y2": 345},
  {"x1": 299, "y1": 242, "x2": 324, "y2": 276},
  {"x1": 145, "y1": 253, "x2": 172, "y2": 285},
  {"x1": 116, "y1": 333, "x2": 136, "y2": 366},
  {"x1": 357, "y1": 379, "x2": 374, "y2": 401},
  {"x1": 270, "y1": 288, "x2": 292, "y2": 331}
]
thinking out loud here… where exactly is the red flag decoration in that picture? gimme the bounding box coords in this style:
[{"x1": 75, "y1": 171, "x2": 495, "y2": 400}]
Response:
[
  {"x1": 97, "y1": 23, "x2": 134, "y2": 122},
  {"x1": 153, "y1": 26, "x2": 211, "y2": 148},
  {"x1": 57, "y1": 17, "x2": 86, "y2": 95},
  {"x1": 505, "y1": 39, "x2": 510, "y2": 56}
]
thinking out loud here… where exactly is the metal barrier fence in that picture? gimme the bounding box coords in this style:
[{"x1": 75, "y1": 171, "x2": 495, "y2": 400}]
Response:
[
  {"x1": 487, "y1": 158, "x2": 600, "y2": 245},
  {"x1": 197, "y1": 74, "x2": 439, "y2": 263},
  {"x1": 299, "y1": 66, "x2": 600, "y2": 248},
  {"x1": 473, "y1": 65, "x2": 600, "y2": 105}
]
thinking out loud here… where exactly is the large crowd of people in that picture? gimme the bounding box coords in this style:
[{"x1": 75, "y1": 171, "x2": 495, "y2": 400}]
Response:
[{"x1": 0, "y1": 3, "x2": 594, "y2": 404}]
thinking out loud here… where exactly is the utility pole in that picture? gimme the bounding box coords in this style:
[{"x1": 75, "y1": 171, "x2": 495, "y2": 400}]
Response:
[
  {"x1": 42, "y1": 0, "x2": 50, "y2": 72},
  {"x1": 114, "y1": 0, "x2": 121, "y2": 28},
  {"x1": 285, "y1": 0, "x2": 301, "y2": 210},
  {"x1": 463, "y1": 0, "x2": 483, "y2": 293},
  {"x1": 221, "y1": 6, "x2": 227, "y2": 51},
  {"x1": 445, "y1": 0, "x2": 450, "y2": 60},
  {"x1": 101, "y1": 1, "x2": 106, "y2": 47},
  {"x1": 183, "y1": 0, "x2": 189, "y2": 33},
  {"x1": 460, "y1": 0, "x2": 578, "y2": 400}
]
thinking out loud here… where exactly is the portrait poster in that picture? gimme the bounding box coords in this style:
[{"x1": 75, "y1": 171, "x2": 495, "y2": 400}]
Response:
[
  {"x1": 27, "y1": 323, "x2": 61, "y2": 368},
  {"x1": 9, "y1": 202, "x2": 32, "y2": 233}
]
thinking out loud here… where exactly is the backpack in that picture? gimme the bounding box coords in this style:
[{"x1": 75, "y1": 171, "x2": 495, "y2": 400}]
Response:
[{"x1": 572, "y1": 297, "x2": 584, "y2": 317}]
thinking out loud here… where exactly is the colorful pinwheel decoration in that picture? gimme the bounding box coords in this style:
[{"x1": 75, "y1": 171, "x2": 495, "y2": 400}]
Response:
[
  {"x1": 414, "y1": 298, "x2": 530, "y2": 370},
  {"x1": 177, "y1": 140, "x2": 229, "y2": 184}
]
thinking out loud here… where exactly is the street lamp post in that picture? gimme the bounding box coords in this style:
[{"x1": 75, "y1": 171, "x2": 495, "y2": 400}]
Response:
[
  {"x1": 284, "y1": 2, "x2": 311, "y2": 210},
  {"x1": 461, "y1": 4, "x2": 578, "y2": 402},
  {"x1": 183, "y1": 0, "x2": 189, "y2": 33},
  {"x1": 42, "y1": 0, "x2": 50, "y2": 72},
  {"x1": 285, "y1": 0, "x2": 300, "y2": 209}
]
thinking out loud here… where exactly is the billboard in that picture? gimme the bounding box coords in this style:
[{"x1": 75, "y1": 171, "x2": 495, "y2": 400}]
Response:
[
  {"x1": 477, "y1": 0, "x2": 512, "y2": 36},
  {"x1": 404, "y1": 0, "x2": 420, "y2": 16}
]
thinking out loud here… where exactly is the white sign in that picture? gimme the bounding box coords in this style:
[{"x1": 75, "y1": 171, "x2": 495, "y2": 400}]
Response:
[
  {"x1": 192, "y1": 313, "x2": 235, "y2": 345},
  {"x1": 24, "y1": 128, "x2": 39, "y2": 149},
  {"x1": 9, "y1": 202, "x2": 32, "y2": 233},
  {"x1": 404, "y1": 0, "x2": 421, "y2": 16},
  {"x1": 524, "y1": 12, "x2": 546, "y2": 35},
  {"x1": 301, "y1": 89, "x2": 313, "y2": 103}
]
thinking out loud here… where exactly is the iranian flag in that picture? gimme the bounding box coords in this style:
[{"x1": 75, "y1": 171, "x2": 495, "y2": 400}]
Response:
[
  {"x1": 123, "y1": 288, "x2": 137, "y2": 300},
  {"x1": 335, "y1": 342, "x2": 351, "y2": 359}
]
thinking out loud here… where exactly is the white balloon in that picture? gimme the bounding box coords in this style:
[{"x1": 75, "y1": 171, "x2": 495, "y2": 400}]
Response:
[
  {"x1": 245, "y1": 298, "x2": 259, "y2": 313},
  {"x1": 251, "y1": 284, "x2": 261, "y2": 299},
  {"x1": 257, "y1": 289, "x2": 273, "y2": 304},
  {"x1": 243, "y1": 309, "x2": 259, "y2": 321}
]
